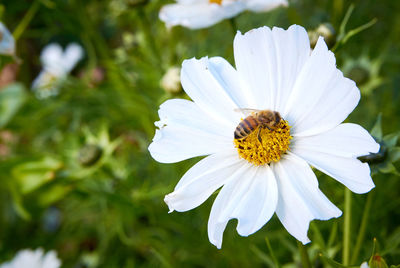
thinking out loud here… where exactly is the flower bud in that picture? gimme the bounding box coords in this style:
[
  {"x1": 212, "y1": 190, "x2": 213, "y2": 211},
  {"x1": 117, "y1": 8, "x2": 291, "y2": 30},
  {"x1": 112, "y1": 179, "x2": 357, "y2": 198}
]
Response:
[
  {"x1": 160, "y1": 67, "x2": 181, "y2": 94},
  {"x1": 78, "y1": 144, "x2": 103, "y2": 166},
  {"x1": 309, "y1": 23, "x2": 336, "y2": 49},
  {"x1": 369, "y1": 254, "x2": 388, "y2": 268},
  {"x1": 348, "y1": 65, "x2": 370, "y2": 86}
]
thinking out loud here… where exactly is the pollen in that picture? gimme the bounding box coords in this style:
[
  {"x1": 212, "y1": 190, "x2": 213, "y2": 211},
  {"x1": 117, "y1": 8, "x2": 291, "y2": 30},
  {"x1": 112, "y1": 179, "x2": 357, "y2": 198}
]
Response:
[
  {"x1": 234, "y1": 120, "x2": 292, "y2": 166},
  {"x1": 209, "y1": 0, "x2": 223, "y2": 5}
]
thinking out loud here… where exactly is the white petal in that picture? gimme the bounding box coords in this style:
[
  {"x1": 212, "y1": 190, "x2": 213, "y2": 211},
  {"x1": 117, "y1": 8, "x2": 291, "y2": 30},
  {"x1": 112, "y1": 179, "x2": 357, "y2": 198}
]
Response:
[
  {"x1": 208, "y1": 164, "x2": 278, "y2": 248},
  {"x1": 159, "y1": 2, "x2": 244, "y2": 29},
  {"x1": 271, "y1": 25, "x2": 310, "y2": 113},
  {"x1": 181, "y1": 57, "x2": 244, "y2": 126},
  {"x1": 292, "y1": 123, "x2": 380, "y2": 158},
  {"x1": 31, "y1": 70, "x2": 61, "y2": 99},
  {"x1": 273, "y1": 154, "x2": 342, "y2": 244},
  {"x1": 62, "y1": 43, "x2": 84, "y2": 73},
  {"x1": 284, "y1": 37, "x2": 360, "y2": 136},
  {"x1": 41, "y1": 251, "x2": 61, "y2": 268},
  {"x1": 233, "y1": 25, "x2": 309, "y2": 110},
  {"x1": 245, "y1": 0, "x2": 288, "y2": 12},
  {"x1": 0, "y1": 22, "x2": 15, "y2": 55},
  {"x1": 164, "y1": 148, "x2": 243, "y2": 213},
  {"x1": 148, "y1": 99, "x2": 233, "y2": 163},
  {"x1": 292, "y1": 147, "x2": 375, "y2": 194},
  {"x1": 41, "y1": 43, "x2": 65, "y2": 75},
  {"x1": 360, "y1": 262, "x2": 369, "y2": 268}
]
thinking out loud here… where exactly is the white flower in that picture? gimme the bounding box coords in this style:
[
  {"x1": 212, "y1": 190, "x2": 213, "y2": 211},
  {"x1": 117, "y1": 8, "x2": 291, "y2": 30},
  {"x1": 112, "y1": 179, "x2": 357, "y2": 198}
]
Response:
[
  {"x1": 32, "y1": 43, "x2": 84, "y2": 99},
  {"x1": 159, "y1": 0, "x2": 288, "y2": 29},
  {"x1": 360, "y1": 262, "x2": 369, "y2": 268},
  {"x1": 0, "y1": 248, "x2": 61, "y2": 268},
  {"x1": 0, "y1": 22, "x2": 15, "y2": 56},
  {"x1": 148, "y1": 25, "x2": 379, "y2": 248}
]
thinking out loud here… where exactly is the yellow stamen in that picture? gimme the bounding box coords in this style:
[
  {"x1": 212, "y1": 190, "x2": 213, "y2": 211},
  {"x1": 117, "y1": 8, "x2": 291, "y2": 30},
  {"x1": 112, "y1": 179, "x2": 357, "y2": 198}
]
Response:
[
  {"x1": 209, "y1": 0, "x2": 223, "y2": 5},
  {"x1": 234, "y1": 120, "x2": 292, "y2": 166}
]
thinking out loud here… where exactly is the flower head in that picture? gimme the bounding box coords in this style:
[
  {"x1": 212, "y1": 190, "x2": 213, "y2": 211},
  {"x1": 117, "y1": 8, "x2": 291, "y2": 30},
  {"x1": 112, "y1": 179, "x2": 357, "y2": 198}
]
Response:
[
  {"x1": 159, "y1": 0, "x2": 288, "y2": 29},
  {"x1": 0, "y1": 248, "x2": 61, "y2": 268},
  {"x1": 148, "y1": 25, "x2": 379, "y2": 248},
  {"x1": 0, "y1": 22, "x2": 15, "y2": 56},
  {"x1": 32, "y1": 43, "x2": 84, "y2": 99}
]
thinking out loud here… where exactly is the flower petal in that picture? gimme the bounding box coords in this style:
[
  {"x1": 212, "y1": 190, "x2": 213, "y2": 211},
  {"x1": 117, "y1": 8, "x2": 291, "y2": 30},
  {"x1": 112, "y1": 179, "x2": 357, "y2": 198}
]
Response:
[
  {"x1": 273, "y1": 153, "x2": 342, "y2": 244},
  {"x1": 41, "y1": 251, "x2": 61, "y2": 268},
  {"x1": 0, "y1": 22, "x2": 15, "y2": 55},
  {"x1": 245, "y1": 0, "x2": 288, "y2": 12},
  {"x1": 159, "y1": 2, "x2": 244, "y2": 29},
  {"x1": 233, "y1": 25, "x2": 310, "y2": 110},
  {"x1": 292, "y1": 147, "x2": 375, "y2": 194},
  {"x1": 181, "y1": 57, "x2": 245, "y2": 125},
  {"x1": 284, "y1": 37, "x2": 360, "y2": 136},
  {"x1": 148, "y1": 99, "x2": 233, "y2": 163},
  {"x1": 292, "y1": 123, "x2": 380, "y2": 158},
  {"x1": 62, "y1": 43, "x2": 84, "y2": 73},
  {"x1": 40, "y1": 43, "x2": 64, "y2": 75},
  {"x1": 208, "y1": 164, "x2": 278, "y2": 248},
  {"x1": 164, "y1": 148, "x2": 243, "y2": 213}
]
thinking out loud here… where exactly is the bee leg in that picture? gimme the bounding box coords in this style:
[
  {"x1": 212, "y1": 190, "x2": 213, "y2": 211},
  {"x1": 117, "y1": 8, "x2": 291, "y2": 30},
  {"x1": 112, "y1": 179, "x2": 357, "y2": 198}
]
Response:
[{"x1": 257, "y1": 127, "x2": 262, "y2": 143}]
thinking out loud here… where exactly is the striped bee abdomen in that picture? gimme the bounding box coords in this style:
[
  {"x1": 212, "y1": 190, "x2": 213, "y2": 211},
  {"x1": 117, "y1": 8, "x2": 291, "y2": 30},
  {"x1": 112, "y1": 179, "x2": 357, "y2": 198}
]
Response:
[{"x1": 234, "y1": 116, "x2": 258, "y2": 140}]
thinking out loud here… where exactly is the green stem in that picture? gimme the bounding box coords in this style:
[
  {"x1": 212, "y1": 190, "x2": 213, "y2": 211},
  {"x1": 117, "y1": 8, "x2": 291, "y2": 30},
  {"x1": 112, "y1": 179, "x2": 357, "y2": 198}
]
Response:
[
  {"x1": 351, "y1": 191, "x2": 374, "y2": 264},
  {"x1": 343, "y1": 188, "x2": 352, "y2": 265},
  {"x1": 229, "y1": 18, "x2": 238, "y2": 36},
  {"x1": 137, "y1": 7, "x2": 162, "y2": 67},
  {"x1": 12, "y1": 0, "x2": 41, "y2": 41},
  {"x1": 265, "y1": 236, "x2": 280, "y2": 268},
  {"x1": 297, "y1": 241, "x2": 311, "y2": 268}
]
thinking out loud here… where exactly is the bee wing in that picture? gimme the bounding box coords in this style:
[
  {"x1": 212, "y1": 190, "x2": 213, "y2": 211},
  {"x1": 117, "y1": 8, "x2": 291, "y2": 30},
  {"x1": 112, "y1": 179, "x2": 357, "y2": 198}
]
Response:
[{"x1": 233, "y1": 108, "x2": 262, "y2": 116}]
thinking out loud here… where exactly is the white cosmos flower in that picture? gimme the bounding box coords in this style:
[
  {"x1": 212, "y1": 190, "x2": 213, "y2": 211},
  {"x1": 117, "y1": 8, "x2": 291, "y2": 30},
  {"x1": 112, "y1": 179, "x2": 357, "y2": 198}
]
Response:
[
  {"x1": 159, "y1": 0, "x2": 288, "y2": 29},
  {"x1": 32, "y1": 43, "x2": 84, "y2": 99},
  {"x1": 360, "y1": 262, "x2": 369, "y2": 268},
  {"x1": 0, "y1": 22, "x2": 15, "y2": 56},
  {"x1": 0, "y1": 248, "x2": 61, "y2": 268},
  {"x1": 148, "y1": 25, "x2": 379, "y2": 249}
]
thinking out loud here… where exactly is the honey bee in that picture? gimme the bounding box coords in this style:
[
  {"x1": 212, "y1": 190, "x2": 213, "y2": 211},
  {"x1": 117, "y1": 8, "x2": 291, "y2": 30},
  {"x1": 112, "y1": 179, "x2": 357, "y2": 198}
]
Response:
[{"x1": 234, "y1": 109, "x2": 283, "y2": 142}]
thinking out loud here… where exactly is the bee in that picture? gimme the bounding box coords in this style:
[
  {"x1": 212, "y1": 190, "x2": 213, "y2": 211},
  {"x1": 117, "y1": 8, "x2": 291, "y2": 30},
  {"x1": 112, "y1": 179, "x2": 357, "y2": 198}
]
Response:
[{"x1": 234, "y1": 109, "x2": 283, "y2": 142}]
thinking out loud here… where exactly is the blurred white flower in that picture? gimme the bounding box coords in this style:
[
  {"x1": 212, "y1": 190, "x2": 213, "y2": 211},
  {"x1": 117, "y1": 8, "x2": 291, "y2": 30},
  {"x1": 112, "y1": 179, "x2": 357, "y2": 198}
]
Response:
[
  {"x1": 148, "y1": 25, "x2": 379, "y2": 248},
  {"x1": 32, "y1": 43, "x2": 84, "y2": 99},
  {"x1": 360, "y1": 262, "x2": 369, "y2": 268},
  {"x1": 0, "y1": 22, "x2": 15, "y2": 56},
  {"x1": 0, "y1": 248, "x2": 61, "y2": 268},
  {"x1": 159, "y1": 0, "x2": 288, "y2": 29},
  {"x1": 160, "y1": 66, "x2": 182, "y2": 93}
]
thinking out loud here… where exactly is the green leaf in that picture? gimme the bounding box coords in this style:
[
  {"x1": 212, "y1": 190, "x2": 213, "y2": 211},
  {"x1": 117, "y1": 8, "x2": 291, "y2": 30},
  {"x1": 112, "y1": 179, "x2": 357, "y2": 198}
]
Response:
[
  {"x1": 37, "y1": 184, "x2": 72, "y2": 206},
  {"x1": 383, "y1": 133, "x2": 399, "y2": 148},
  {"x1": 0, "y1": 83, "x2": 27, "y2": 128},
  {"x1": 12, "y1": 157, "x2": 63, "y2": 194},
  {"x1": 9, "y1": 184, "x2": 31, "y2": 220},
  {"x1": 318, "y1": 253, "x2": 358, "y2": 268},
  {"x1": 388, "y1": 147, "x2": 400, "y2": 163},
  {"x1": 341, "y1": 18, "x2": 378, "y2": 46},
  {"x1": 378, "y1": 162, "x2": 400, "y2": 176},
  {"x1": 371, "y1": 114, "x2": 383, "y2": 141}
]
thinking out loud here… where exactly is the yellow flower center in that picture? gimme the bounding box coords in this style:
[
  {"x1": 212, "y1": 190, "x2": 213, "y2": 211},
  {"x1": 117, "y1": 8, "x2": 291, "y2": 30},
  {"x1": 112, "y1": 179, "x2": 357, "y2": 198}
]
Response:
[
  {"x1": 234, "y1": 120, "x2": 292, "y2": 166},
  {"x1": 209, "y1": 0, "x2": 223, "y2": 4}
]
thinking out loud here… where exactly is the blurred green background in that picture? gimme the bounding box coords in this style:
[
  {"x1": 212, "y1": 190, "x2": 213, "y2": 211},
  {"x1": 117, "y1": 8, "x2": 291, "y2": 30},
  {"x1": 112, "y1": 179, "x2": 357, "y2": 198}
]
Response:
[{"x1": 0, "y1": 0, "x2": 399, "y2": 267}]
